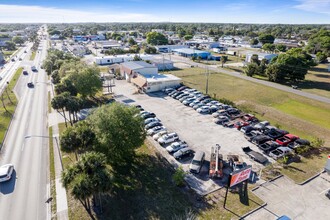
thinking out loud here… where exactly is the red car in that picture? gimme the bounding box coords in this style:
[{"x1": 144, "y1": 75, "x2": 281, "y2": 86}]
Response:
[
  {"x1": 234, "y1": 121, "x2": 249, "y2": 130},
  {"x1": 276, "y1": 134, "x2": 299, "y2": 146}
]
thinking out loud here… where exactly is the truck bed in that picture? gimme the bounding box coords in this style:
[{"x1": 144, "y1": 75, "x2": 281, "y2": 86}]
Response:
[{"x1": 242, "y1": 146, "x2": 268, "y2": 164}]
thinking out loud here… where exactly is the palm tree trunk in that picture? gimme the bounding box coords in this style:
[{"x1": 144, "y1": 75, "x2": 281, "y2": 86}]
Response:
[
  {"x1": 1, "y1": 93, "x2": 10, "y2": 115},
  {"x1": 68, "y1": 111, "x2": 73, "y2": 126},
  {"x1": 62, "y1": 109, "x2": 68, "y2": 127},
  {"x1": 5, "y1": 88, "x2": 13, "y2": 105}
]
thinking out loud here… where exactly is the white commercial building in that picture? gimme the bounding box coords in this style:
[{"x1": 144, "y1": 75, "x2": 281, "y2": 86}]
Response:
[
  {"x1": 245, "y1": 53, "x2": 278, "y2": 63},
  {"x1": 120, "y1": 61, "x2": 181, "y2": 92},
  {"x1": 95, "y1": 54, "x2": 153, "y2": 65}
]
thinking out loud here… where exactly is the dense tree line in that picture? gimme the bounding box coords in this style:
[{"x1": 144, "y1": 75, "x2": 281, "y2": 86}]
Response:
[
  {"x1": 244, "y1": 48, "x2": 315, "y2": 83},
  {"x1": 47, "y1": 22, "x2": 330, "y2": 40},
  {"x1": 46, "y1": 49, "x2": 103, "y2": 127},
  {"x1": 60, "y1": 103, "x2": 146, "y2": 214}
]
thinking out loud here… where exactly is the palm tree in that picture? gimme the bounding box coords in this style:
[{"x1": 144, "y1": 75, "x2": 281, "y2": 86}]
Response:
[{"x1": 61, "y1": 152, "x2": 112, "y2": 215}]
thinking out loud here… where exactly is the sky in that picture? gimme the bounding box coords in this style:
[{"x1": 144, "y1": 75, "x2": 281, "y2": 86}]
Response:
[{"x1": 0, "y1": 0, "x2": 330, "y2": 24}]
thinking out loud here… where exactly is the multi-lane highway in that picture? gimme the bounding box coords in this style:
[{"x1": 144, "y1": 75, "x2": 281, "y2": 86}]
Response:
[{"x1": 0, "y1": 29, "x2": 50, "y2": 220}]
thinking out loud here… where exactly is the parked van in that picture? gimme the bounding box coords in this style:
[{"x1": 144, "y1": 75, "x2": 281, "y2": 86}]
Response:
[{"x1": 189, "y1": 151, "x2": 205, "y2": 173}]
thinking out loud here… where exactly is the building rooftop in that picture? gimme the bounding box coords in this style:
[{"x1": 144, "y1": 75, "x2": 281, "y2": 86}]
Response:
[
  {"x1": 150, "y1": 58, "x2": 173, "y2": 64},
  {"x1": 121, "y1": 61, "x2": 156, "y2": 70},
  {"x1": 142, "y1": 73, "x2": 181, "y2": 82},
  {"x1": 173, "y1": 48, "x2": 210, "y2": 54}
]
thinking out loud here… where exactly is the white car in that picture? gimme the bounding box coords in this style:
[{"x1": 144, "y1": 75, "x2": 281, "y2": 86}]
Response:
[
  {"x1": 189, "y1": 100, "x2": 200, "y2": 107},
  {"x1": 147, "y1": 126, "x2": 167, "y2": 136},
  {"x1": 158, "y1": 132, "x2": 179, "y2": 145},
  {"x1": 153, "y1": 130, "x2": 168, "y2": 141},
  {"x1": 166, "y1": 141, "x2": 188, "y2": 153},
  {"x1": 0, "y1": 164, "x2": 14, "y2": 182},
  {"x1": 197, "y1": 106, "x2": 210, "y2": 114}
]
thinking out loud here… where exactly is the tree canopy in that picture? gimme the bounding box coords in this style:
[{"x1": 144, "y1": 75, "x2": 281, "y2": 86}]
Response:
[
  {"x1": 306, "y1": 29, "x2": 330, "y2": 56},
  {"x1": 258, "y1": 34, "x2": 275, "y2": 44},
  {"x1": 88, "y1": 103, "x2": 146, "y2": 165},
  {"x1": 146, "y1": 32, "x2": 168, "y2": 45}
]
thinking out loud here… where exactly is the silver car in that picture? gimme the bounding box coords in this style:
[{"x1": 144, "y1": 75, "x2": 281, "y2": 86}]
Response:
[{"x1": 0, "y1": 164, "x2": 14, "y2": 182}]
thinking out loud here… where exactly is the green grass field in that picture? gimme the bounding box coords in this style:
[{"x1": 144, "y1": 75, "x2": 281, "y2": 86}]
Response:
[
  {"x1": 171, "y1": 67, "x2": 330, "y2": 145},
  {"x1": 0, "y1": 68, "x2": 21, "y2": 147},
  {"x1": 299, "y1": 64, "x2": 330, "y2": 98},
  {"x1": 30, "y1": 51, "x2": 36, "y2": 61}
]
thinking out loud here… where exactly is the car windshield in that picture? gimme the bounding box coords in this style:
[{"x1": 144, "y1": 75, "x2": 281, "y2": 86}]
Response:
[
  {"x1": 192, "y1": 160, "x2": 201, "y2": 165},
  {"x1": 0, "y1": 174, "x2": 7, "y2": 178}
]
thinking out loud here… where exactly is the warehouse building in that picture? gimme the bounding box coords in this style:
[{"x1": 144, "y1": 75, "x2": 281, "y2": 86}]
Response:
[
  {"x1": 150, "y1": 58, "x2": 174, "y2": 71},
  {"x1": 245, "y1": 53, "x2": 278, "y2": 63},
  {"x1": 172, "y1": 48, "x2": 211, "y2": 59},
  {"x1": 95, "y1": 54, "x2": 153, "y2": 65},
  {"x1": 120, "y1": 61, "x2": 181, "y2": 92}
]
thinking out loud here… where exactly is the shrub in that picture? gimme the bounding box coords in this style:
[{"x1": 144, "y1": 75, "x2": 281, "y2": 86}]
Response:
[
  {"x1": 311, "y1": 137, "x2": 325, "y2": 148},
  {"x1": 172, "y1": 166, "x2": 186, "y2": 187}
]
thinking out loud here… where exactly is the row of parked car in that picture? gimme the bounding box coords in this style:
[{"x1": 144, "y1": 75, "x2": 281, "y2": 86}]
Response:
[
  {"x1": 165, "y1": 86, "x2": 240, "y2": 116},
  {"x1": 165, "y1": 85, "x2": 311, "y2": 162},
  {"x1": 136, "y1": 105, "x2": 196, "y2": 162}
]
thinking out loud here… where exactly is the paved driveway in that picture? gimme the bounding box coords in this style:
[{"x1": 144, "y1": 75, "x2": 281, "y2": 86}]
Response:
[{"x1": 245, "y1": 174, "x2": 330, "y2": 220}]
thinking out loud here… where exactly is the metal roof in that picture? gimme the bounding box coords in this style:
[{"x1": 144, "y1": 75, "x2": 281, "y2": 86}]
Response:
[
  {"x1": 173, "y1": 48, "x2": 210, "y2": 54},
  {"x1": 121, "y1": 61, "x2": 156, "y2": 70}
]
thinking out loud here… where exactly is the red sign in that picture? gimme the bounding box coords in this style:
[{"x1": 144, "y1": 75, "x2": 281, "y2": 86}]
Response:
[{"x1": 229, "y1": 166, "x2": 252, "y2": 187}]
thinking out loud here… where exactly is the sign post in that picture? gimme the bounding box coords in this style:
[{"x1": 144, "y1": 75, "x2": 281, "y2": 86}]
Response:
[{"x1": 223, "y1": 166, "x2": 252, "y2": 208}]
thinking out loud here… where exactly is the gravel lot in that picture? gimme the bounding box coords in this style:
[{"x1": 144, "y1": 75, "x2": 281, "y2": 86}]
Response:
[{"x1": 112, "y1": 80, "x2": 271, "y2": 194}]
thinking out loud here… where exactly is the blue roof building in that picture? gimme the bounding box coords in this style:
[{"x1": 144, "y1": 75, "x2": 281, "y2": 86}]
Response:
[{"x1": 172, "y1": 48, "x2": 211, "y2": 59}]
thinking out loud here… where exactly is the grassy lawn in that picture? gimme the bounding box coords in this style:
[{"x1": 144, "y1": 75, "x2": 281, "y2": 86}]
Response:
[
  {"x1": 298, "y1": 64, "x2": 330, "y2": 98},
  {"x1": 48, "y1": 127, "x2": 57, "y2": 217},
  {"x1": 201, "y1": 186, "x2": 264, "y2": 220},
  {"x1": 98, "y1": 66, "x2": 109, "y2": 73},
  {"x1": 30, "y1": 51, "x2": 36, "y2": 61},
  {"x1": 0, "y1": 68, "x2": 21, "y2": 146},
  {"x1": 262, "y1": 147, "x2": 330, "y2": 183},
  {"x1": 171, "y1": 67, "x2": 330, "y2": 145}
]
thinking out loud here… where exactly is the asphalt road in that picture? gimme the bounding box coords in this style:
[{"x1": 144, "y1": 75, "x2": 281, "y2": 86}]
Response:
[
  {"x1": 0, "y1": 31, "x2": 50, "y2": 220},
  {"x1": 162, "y1": 54, "x2": 330, "y2": 104}
]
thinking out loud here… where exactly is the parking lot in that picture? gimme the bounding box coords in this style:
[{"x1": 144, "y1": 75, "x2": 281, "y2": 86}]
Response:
[
  {"x1": 245, "y1": 174, "x2": 330, "y2": 220},
  {"x1": 112, "y1": 80, "x2": 271, "y2": 194}
]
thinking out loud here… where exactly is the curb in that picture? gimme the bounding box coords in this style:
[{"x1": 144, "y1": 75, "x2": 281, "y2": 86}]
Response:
[
  {"x1": 298, "y1": 169, "x2": 326, "y2": 185},
  {"x1": 251, "y1": 174, "x2": 283, "y2": 191},
  {"x1": 239, "y1": 202, "x2": 268, "y2": 220}
]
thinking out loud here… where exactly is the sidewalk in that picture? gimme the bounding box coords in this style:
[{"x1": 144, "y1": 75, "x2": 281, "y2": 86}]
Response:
[{"x1": 48, "y1": 81, "x2": 69, "y2": 220}]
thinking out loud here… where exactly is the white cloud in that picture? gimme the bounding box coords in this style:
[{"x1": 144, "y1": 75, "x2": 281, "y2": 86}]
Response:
[
  {"x1": 0, "y1": 4, "x2": 155, "y2": 23},
  {"x1": 294, "y1": 0, "x2": 330, "y2": 15}
]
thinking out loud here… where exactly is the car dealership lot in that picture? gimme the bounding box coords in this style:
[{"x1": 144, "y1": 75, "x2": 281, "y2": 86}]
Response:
[{"x1": 113, "y1": 80, "x2": 272, "y2": 194}]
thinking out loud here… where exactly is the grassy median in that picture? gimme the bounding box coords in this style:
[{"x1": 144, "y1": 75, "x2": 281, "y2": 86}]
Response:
[
  {"x1": 30, "y1": 51, "x2": 36, "y2": 61},
  {"x1": 0, "y1": 67, "x2": 22, "y2": 147}
]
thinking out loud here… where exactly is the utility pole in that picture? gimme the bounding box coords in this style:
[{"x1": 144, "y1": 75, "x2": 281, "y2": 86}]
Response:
[{"x1": 205, "y1": 66, "x2": 209, "y2": 94}]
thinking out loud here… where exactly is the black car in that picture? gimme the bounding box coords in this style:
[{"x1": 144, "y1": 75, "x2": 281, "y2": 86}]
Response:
[
  {"x1": 267, "y1": 129, "x2": 289, "y2": 140},
  {"x1": 251, "y1": 134, "x2": 271, "y2": 145},
  {"x1": 173, "y1": 147, "x2": 194, "y2": 160},
  {"x1": 23, "y1": 70, "x2": 28, "y2": 75},
  {"x1": 27, "y1": 82, "x2": 34, "y2": 88},
  {"x1": 141, "y1": 112, "x2": 156, "y2": 119},
  {"x1": 326, "y1": 190, "x2": 330, "y2": 199},
  {"x1": 258, "y1": 140, "x2": 280, "y2": 153},
  {"x1": 145, "y1": 121, "x2": 162, "y2": 130}
]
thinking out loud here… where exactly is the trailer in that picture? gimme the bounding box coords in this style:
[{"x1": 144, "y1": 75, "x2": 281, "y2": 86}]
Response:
[{"x1": 209, "y1": 144, "x2": 223, "y2": 178}]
